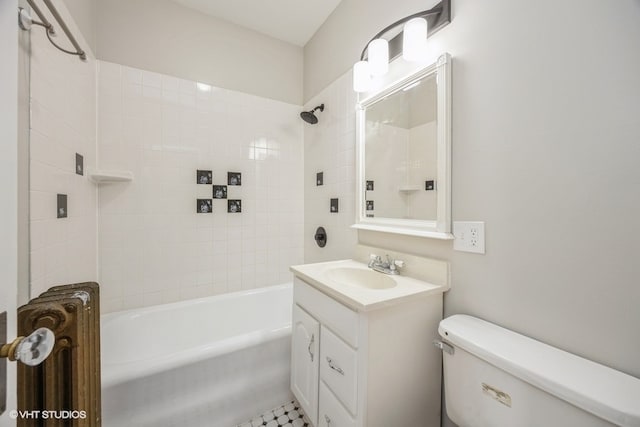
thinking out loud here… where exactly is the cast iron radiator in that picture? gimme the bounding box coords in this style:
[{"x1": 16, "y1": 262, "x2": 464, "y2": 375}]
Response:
[{"x1": 17, "y1": 282, "x2": 101, "y2": 426}]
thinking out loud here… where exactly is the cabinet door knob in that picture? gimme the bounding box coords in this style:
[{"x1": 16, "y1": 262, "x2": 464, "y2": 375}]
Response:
[
  {"x1": 326, "y1": 356, "x2": 345, "y2": 375},
  {"x1": 308, "y1": 333, "x2": 315, "y2": 362}
]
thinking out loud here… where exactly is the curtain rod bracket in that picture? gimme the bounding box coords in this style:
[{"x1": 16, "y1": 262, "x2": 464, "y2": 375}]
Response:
[{"x1": 19, "y1": 0, "x2": 87, "y2": 61}]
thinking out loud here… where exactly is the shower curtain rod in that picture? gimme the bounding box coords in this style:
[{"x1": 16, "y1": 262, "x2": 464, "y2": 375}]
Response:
[{"x1": 22, "y1": 0, "x2": 86, "y2": 61}]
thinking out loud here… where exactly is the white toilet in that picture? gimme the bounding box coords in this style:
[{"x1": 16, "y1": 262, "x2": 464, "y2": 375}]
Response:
[{"x1": 436, "y1": 315, "x2": 640, "y2": 427}]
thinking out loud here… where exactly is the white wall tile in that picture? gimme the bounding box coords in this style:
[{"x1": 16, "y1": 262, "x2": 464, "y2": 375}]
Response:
[
  {"x1": 304, "y1": 71, "x2": 358, "y2": 263},
  {"x1": 29, "y1": 12, "x2": 98, "y2": 298},
  {"x1": 97, "y1": 61, "x2": 304, "y2": 312},
  {"x1": 29, "y1": 15, "x2": 304, "y2": 309}
]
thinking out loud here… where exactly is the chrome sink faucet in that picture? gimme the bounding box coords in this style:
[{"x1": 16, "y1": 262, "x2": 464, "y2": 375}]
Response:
[{"x1": 368, "y1": 254, "x2": 405, "y2": 275}]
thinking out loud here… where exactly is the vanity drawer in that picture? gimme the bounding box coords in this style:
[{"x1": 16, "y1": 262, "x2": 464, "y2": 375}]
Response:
[
  {"x1": 319, "y1": 381, "x2": 356, "y2": 427},
  {"x1": 320, "y1": 326, "x2": 358, "y2": 415},
  {"x1": 294, "y1": 277, "x2": 359, "y2": 347}
]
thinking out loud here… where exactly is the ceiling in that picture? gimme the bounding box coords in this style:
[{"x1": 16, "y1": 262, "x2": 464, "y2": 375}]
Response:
[{"x1": 170, "y1": 0, "x2": 343, "y2": 46}]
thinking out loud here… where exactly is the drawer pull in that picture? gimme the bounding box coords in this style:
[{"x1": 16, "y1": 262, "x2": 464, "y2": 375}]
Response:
[
  {"x1": 324, "y1": 414, "x2": 331, "y2": 425},
  {"x1": 308, "y1": 333, "x2": 315, "y2": 362},
  {"x1": 326, "y1": 356, "x2": 344, "y2": 375}
]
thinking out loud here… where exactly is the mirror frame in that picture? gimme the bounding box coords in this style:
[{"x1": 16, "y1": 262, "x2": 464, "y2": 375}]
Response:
[{"x1": 353, "y1": 52, "x2": 452, "y2": 239}]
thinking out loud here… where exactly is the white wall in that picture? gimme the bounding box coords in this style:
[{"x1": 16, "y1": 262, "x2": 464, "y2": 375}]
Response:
[
  {"x1": 97, "y1": 61, "x2": 304, "y2": 312},
  {"x1": 305, "y1": 0, "x2": 640, "y2": 416},
  {"x1": 96, "y1": 0, "x2": 303, "y2": 105},
  {"x1": 28, "y1": 2, "x2": 98, "y2": 297},
  {"x1": 303, "y1": 71, "x2": 358, "y2": 263},
  {"x1": 0, "y1": 0, "x2": 19, "y2": 424},
  {"x1": 61, "y1": 0, "x2": 97, "y2": 54}
]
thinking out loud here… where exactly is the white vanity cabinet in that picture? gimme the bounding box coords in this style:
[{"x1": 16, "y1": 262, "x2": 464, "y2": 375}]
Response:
[{"x1": 290, "y1": 275, "x2": 444, "y2": 427}]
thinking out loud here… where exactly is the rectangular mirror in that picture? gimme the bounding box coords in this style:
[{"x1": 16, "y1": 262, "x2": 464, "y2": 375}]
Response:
[{"x1": 354, "y1": 53, "x2": 452, "y2": 239}]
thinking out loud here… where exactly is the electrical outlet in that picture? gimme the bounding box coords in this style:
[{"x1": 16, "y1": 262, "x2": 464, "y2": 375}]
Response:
[{"x1": 453, "y1": 221, "x2": 485, "y2": 254}]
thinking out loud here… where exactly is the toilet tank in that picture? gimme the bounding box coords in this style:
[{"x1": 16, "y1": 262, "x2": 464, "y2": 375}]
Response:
[{"x1": 438, "y1": 315, "x2": 640, "y2": 427}]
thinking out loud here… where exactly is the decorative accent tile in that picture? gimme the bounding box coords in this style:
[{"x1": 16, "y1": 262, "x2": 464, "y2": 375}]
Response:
[
  {"x1": 425, "y1": 180, "x2": 435, "y2": 191},
  {"x1": 237, "y1": 400, "x2": 310, "y2": 427},
  {"x1": 228, "y1": 199, "x2": 241, "y2": 213},
  {"x1": 366, "y1": 180, "x2": 374, "y2": 191},
  {"x1": 213, "y1": 185, "x2": 227, "y2": 199},
  {"x1": 330, "y1": 198, "x2": 339, "y2": 213},
  {"x1": 57, "y1": 194, "x2": 68, "y2": 218},
  {"x1": 366, "y1": 200, "x2": 374, "y2": 211},
  {"x1": 75, "y1": 153, "x2": 84, "y2": 176},
  {"x1": 197, "y1": 170, "x2": 213, "y2": 184},
  {"x1": 197, "y1": 199, "x2": 212, "y2": 213},
  {"x1": 228, "y1": 172, "x2": 242, "y2": 186},
  {"x1": 316, "y1": 172, "x2": 323, "y2": 186}
]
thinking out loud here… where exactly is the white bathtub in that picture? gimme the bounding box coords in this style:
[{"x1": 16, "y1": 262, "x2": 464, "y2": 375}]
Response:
[{"x1": 101, "y1": 283, "x2": 293, "y2": 427}]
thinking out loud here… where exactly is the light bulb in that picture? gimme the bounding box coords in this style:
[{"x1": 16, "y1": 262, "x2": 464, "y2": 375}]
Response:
[
  {"x1": 368, "y1": 39, "x2": 389, "y2": 77},
  {"x1": 353, "y1": 61, "x2": 372, "y2": 93},
  {"x1": 402, "y1": 18, "x2": 427, "y2": 62}
]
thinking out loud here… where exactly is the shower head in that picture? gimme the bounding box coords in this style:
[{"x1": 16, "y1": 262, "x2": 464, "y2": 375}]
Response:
[
  {"x1": 300, "y1": 111, "x2": 318, "y2": 124},
  {"x1": 300, "y1": 104, "x2": 325, "y2": 124}
]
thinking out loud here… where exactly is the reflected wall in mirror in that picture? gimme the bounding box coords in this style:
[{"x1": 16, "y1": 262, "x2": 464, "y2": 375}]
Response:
[{"x1": 354, "y1": 53, "x2": 452, "y2": 239}]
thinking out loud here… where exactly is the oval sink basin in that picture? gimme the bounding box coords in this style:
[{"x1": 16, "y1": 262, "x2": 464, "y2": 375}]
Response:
[{"x1": 325, "y1": 267, "x2": 397, "y2": 290}]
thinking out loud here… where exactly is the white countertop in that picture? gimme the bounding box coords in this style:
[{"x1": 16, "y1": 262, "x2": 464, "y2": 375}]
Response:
[{"x1": 290, "y1": 259, "x2": 449, "y2": 312}]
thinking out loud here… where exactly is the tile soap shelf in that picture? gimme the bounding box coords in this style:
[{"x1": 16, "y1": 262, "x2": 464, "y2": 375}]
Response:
[
  {"x1": 88, "y1": 169, "x2": 134, "y2": 184},
  {"x1": 397, "y1": 185, "x2": 422, "y2": 193}
]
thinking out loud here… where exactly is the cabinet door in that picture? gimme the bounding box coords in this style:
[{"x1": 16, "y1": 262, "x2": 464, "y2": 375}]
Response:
[
  {"x1": 319, "y1": 382, "x2": 356, "y2": 427},
  {"x1": 291, "y1": 304, "x2": 320, "y2": 426}
]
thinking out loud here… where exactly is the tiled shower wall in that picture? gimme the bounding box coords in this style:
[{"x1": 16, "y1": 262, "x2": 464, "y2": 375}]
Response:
[
  {"x1": 29, "y1": 3, "x2": 98, "y2": 297},
  {"x1": 97, "y1": 61, "x2": 304, "y2": 312},
  {"x1": 304, "y1": 71, "x2": 358, "y2": 262},
  {"x1": 365, "y1": 122, "x2": 437, "y2": 219},
  {"x1": 365, "y1": 124, "x2": 410, "y2": 219}
]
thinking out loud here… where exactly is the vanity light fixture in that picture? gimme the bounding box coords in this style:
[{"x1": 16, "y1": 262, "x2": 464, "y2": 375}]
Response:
[
  {"x1": 352, "y1": 0, "x2": 451, "y2": 92},
  {"x1": 368, "y1": 39, "x2": 389, "y2": 76},
  {"x1": 353, "y1": 61, "x2": 373, "y2": 93},
  {"x1": 403, "y1": 18, "x2": 428, "y2": 62}
]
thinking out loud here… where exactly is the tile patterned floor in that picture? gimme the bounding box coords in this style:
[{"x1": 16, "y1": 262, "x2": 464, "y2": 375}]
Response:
[{"x1": 237, "y1": 401, "x2": 311, "y2": 427}]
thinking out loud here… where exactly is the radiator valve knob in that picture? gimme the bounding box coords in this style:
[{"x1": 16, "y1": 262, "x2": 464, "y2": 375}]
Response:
[{"x1": 0, "y1": 327, "x2": 55, "y2": 366}]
